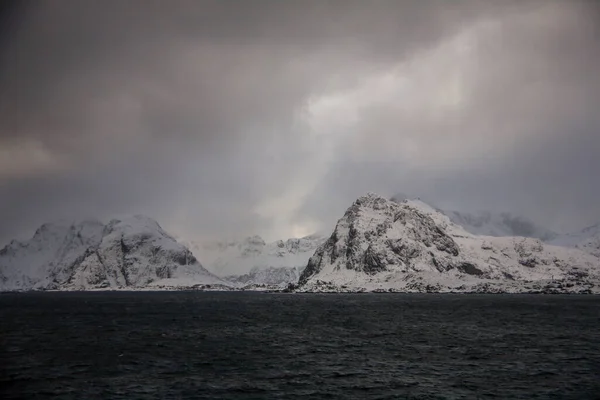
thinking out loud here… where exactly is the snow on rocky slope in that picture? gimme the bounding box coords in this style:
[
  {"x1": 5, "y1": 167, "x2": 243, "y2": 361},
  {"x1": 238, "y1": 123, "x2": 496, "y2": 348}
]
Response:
[
  {"x1": 297, "y1": 193, "x2": 600, "y2": 293},
  {"x1": 0, "y1": 216, "x2": 227, "y2": 291},
  {"x1": 184, "y1": 234, "x2": 325, "y2": 279},
  {"x1": 549, "y1": 223, "x2": 600, "y2": 258}
]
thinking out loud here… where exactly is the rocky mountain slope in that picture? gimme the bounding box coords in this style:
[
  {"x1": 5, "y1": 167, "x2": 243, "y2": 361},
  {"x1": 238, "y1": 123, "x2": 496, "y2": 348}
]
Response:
[
  {"x1": 0, "y1": 216, "x2": 227, "y2": 291},
  {"x1": 298, "y1": 193, "x2": 600, "y2": 293},
  {"x1": 184, "y1": 234, "x2": 325, "y2": 277}
]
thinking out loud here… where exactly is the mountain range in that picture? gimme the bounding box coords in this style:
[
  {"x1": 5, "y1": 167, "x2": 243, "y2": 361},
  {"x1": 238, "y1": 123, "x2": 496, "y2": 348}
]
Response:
[
  {"x1": 182, "y1": 234, "x2": 325, "y2": 278},
  {"x1": 1, "y1": 195, "x2": 598, "y2": 292}
]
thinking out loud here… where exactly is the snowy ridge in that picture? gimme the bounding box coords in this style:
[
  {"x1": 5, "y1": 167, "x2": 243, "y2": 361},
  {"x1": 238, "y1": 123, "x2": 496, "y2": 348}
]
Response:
[
  {"x1": 184, "y1": 234, "x2": 325, "y2": 277},
  {"x1": 298, "y1": 193, "x2": 600, "y2": 293},
  {"x1": 391, "y1": 193, "x2": 557, "y2": 240},
  {"x1": 550, "y1": 223, "x2": 600, "y2": 258},
  {"x1": 444, "y1": 210, "x2": 557, "y2": 241},
  {"x1": 0, "y1": 216, "x2": 227, "y2": 291}
]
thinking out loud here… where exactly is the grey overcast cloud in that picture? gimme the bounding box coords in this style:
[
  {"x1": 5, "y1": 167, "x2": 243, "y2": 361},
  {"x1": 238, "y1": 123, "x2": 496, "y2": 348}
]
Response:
[{"x1": 0, "y1": 0, "x2": 599, "y2": 244}]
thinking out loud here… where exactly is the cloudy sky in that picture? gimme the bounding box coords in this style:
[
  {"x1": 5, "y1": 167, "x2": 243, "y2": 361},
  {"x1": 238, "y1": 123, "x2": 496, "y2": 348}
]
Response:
[{"x1": 0, "y1": 0, "x2": 599, "y2": 244}]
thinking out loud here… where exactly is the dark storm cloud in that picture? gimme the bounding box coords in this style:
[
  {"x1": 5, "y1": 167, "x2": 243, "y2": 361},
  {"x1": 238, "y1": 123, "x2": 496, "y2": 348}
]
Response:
[
  {"x1": 0, "y1": 0, "x2": 512, "y2": 147},
  {"x1": 291, "y1": 1, "x2": 600, "y2": 234},
  {"x1": 0, "y1": 0, "x2": 599, "y2": 245}
]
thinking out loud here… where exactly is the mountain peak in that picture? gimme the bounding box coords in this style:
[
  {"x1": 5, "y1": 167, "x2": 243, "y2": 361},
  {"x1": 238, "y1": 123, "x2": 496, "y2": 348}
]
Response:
[
  {"x1": 357, "y1": 192, "x2": 385, "y2": 202},
  {"x1": 298, "y1": 194, "x2": 600, "y2": 293},
  {"x1": 0, "y1": 216, "x2": 226, "y2": 291},
  {"x1": 350, "y1": 192, "x2": 394, "y2": 212},
  {"x1": 106, "y1": 214, "x2": 162, "y2": 229},
  {"x1": 243, "y1": 235, "x2": 266, "y2": 246}
]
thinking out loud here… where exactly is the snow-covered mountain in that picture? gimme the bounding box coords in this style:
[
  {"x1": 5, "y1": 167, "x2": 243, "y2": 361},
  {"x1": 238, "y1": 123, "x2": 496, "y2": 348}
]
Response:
[
  {"x1": 225, "y1": 266, "x2": 304, "y2": 289},
  {"x1": 184, "y1": 234, "x2": 325, "y2": 277},
  {"x1": 0, "y1": 216, "x2": 227, "y2": 291},
  {"x1": 298, "y1": 193, "x2": 600, "y2": 293},
  {"x1": 550, "y1": 223, "x2": 600, "y2": 258}
]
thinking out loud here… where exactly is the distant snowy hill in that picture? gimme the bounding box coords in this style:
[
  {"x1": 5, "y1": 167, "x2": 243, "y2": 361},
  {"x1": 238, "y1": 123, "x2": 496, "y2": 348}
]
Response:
[
  {"x1": 298, "y1": 193, "x2": 600, "y2": 293},
  {"x1": 550, "y1": 223, "x2": 600, "y2": 258},
  {"x1": 390, "y1": 193, "x2": 557, "y2": 241},
  {"x1": 443, "y1": 210, "x2": 557, "y2": 241},
  {"x1": 0, "y1": 216, "x2": 227, "y2": 291},
  {"x1": 184, "y1": 234, "x2": 325, "y2": 277},
  {"x1": 225, "y1": 266, "x2": 304, "y2": 289}
]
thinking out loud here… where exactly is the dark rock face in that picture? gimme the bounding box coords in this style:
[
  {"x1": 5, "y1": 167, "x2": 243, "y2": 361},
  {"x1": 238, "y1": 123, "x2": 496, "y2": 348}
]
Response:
[
  {"x1": 519, "y1": 258, "x2": 538, "y2": 268},
  {"x1": 513, "y1": 239, "x2": 546, "y2": 270},
  {"x1": 430, "y1": 252, "x2": 455, "y2": 273},
  {"x1": 502, "y1": 272, "x2": 515, "y2": 280},
  {"x1": 300, "y1": 245, "x2": 328, "y2": 285},
  {"x1": 456, "y1": 262, "x2": 484, "y2": 276},
  {"x1": 362, "y1": 244, "x2": 388, "y2": 274},
  {"x1": 387, "y1": 239, "x2": 421, "y2": 265},
  {"x1": 394, "y1": 210, "x2": 459, "y2": 256}
]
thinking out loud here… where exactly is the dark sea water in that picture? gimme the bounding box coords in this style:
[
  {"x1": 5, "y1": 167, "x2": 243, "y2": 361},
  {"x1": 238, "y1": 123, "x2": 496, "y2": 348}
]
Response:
[{"x1": 1, "y1": 292, "x2": 600, "y2": 400}]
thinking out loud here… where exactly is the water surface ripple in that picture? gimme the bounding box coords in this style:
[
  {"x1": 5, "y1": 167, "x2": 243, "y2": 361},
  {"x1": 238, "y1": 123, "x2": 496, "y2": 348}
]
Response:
[{"x1": 1, "y1": 292, "x2": 599, "y2": 399}]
